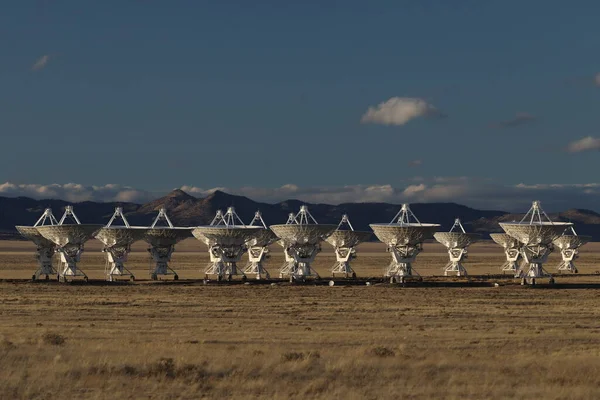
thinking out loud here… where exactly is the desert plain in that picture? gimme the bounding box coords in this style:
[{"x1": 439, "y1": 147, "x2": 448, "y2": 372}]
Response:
[{"x1": 1, "y1": 239, "x2": 600, "y2": 399}]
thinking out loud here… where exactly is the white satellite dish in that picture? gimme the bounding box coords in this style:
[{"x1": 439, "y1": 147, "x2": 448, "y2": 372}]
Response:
[
  {"x1": 192, "y1": 207, "x2": 262, "y2": 282},
  {"x1": 434, "y1": 218, "x2": 481, "y2": 277},
  {"x1": 16, "y1": 208, "x2": 59, "y2": 281},
  {"x1": 143, "y1": 208, "x2": 191, "y2": 281},
  {"x1": 500, "y1": 201, "x2": 571, "y2": 285},
  {"x1": 324, "y1": 214, "x2": 371, "y2": 279},
  {"x1": 94, "y1": 207, "x2": 147, "y2": 281},
  {"x1": 553, "y1": 226, "x2": 591, "y2": 273},
  {"x1": 35, "y1": 206, "x2": 102, "y2": 283},
  {"x1": 370, "y1": 204, "x2": 440, "y2": 283},
  {"x1": 270, "y1": 206, "x2": 337, "y2": 283}
]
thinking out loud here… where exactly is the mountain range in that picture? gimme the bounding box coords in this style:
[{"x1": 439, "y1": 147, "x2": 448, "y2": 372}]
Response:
[{"x1": 2, "y1": 189, "x2": 599, "y2": 240}]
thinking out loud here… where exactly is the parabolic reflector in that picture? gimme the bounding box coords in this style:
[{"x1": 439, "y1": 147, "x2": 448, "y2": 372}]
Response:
[
  {"x1": 499, "y1": 222, "x2": 572, "y2": 246},
  {"x1": 192, "y1": 226, "x2": 262, "y2": 245},
  {"x1": 95, "y1": 227, "x2": 148, "y2": 248},
  {"x1": 433, "y1": 232, "x2": 480, "y2": 248},
  {"x1": 36, "y1": 224, "x2": 102, "y2": 247},
  {"x1": 490, "y1": 233, "x2": 521, "y2": 248},
  {"x1": 326, "y1": 230, "x2": 372, "y2": 248},
  {"x1": 270, "y1": 224, "x2": 337, "y2": 245},
  {"x1": 370, "y1": 223, "x2": 440, "y2": 246},
  {"x1": 16, "y1": 226, "x2": 55, "y2": 248},
  {"x1": 553, "y1": 234, "x2": 591, "y2": 250},
  {"x1": 247, "y1": 228, "x2": 279, "y2": 247},
  {"x1": 144, "y1": 228, "x2": 192, "y2": 247}
]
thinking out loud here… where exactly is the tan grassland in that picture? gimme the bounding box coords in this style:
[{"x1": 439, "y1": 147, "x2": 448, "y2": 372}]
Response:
[{"x1": 1, "y1": 239, "x2": 600, "y2": 399}]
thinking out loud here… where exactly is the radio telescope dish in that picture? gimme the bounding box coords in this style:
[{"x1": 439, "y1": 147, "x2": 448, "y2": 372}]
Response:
[
  {"x1": 143, "y1": 208, "x2": 192, "y2": 280},
  {"x1": 490, "y1": 233, "x2": 523, "y2": 275},
  {"x1": 243, "y1": 211, "x2": 278, "y2": 280},
  {"x1": 16, "y1": 208, "x2": 59, "y2": 281},
  {"x1": 94, "y1": 207, "x2": 147, "y2": 281},
  {"x1": 370, "y1": 204, "x2": 440, "y2": 283},
  {"x1": 552, "y1": 226, "x2": 591, "y2": 273},
  {"x1": 36, "y1": 206, "x2": 102, "y2": 283},
  {"x1": 499, "y1": 201, "x2": 571, "y2": 285},
  {"x1": 192, "y1": 207, "x2": 262, "y2": 281},
  {"x1": 324, "y1": 214, "x2": 371, "y2": 278},
  {"x1": 270, "y1": 206, "x2": 337, "y2": 282},
  {"x1": 434, "y1": 218, "x2": 481, "y2": 277}
]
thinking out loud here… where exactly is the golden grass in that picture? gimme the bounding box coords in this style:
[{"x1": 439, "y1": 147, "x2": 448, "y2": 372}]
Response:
[{"x1": 1, "y1": 240, "x2": 600, "y2": 398}]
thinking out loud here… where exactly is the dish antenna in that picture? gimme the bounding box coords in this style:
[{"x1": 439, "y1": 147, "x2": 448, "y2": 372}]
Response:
[
  {"x1": 370, "y1": 204, "x2": 440, "y2": 283},
  {"x1": 490, "y1": 233, "x2": 523, "y2": 275},
  {"x1": 324, "y1": 214, "x2": 371, "y2": 278},
  {"x1": 35, "y1": 206, "x2": 102, "y2": 282},
  {"x1": 434, "y1": 218, "x2": 481, "y2": 276},
  {"x1": 16, "y1": 208, "x2": 59, "y2": 281},
  {"x1": 94, "y1": 207, "x2": 146, "y2": 281},
  {"x1": 192, "y1": 207, "x2": 262, "y2": 281},
  {"x1": 143, "y1": 208, "x2": 191, "y2": 280},
  {"x1": 243, "y1": 211, "x2": 279, "y2": 280},
  {"x1": 499, "y1": 201, "x2": 572, "y2": 285},
  {"x1": 270, "y1": 206, "x2": 337, "y2": 282},
  {"x1": 552, "y1": 226, "x2": 591, "y2": 273}
]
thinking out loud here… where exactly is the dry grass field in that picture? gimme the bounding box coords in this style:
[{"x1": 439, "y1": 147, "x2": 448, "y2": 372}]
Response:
[{"x1": 1, "y1": 239, "x2": 600, "y2": 399}]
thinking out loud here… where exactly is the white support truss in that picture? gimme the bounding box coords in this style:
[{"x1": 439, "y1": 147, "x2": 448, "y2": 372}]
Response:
[
  {"x1": 147, "y1": 208, "x2": 183, "y2": 280},
  {"x1": 32, "y1": 208, "x2": 58, "y2": 280},
  {"x1": 203, "y1": 207, "x2": 249, "y2": 281},
  {"x1": 385, "y1": 244, "x2": 422, "y2": 283},
  {"x1": 555, "y1": 226, "x2": 590, "y2": 274},
  {"x1": 56, "y1": 206, "x2": 88, "y2": 282},
  {"x1": 278, "y1": 206, "x2": 322, "y2": 282},
  {"x1": 385, "y1": 204, "x2": 426, "y2": 283},
  {"x1": 243, "y1": 211, "x2": 273, "y2": 280},
  {"x1": 103, "y1": 207, "x2": 135, "y2": 282},
  {"x1": 330, "y1": 215, "x2": 358, "y2": 278},
  {"x1": 502, "y1": 248, "x2": 522, "y2": 276}
]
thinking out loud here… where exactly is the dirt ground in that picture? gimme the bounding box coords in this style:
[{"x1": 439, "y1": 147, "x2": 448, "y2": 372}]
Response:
[{"x1": 1, "y1": 240, "x2": 600, "y2": 399}]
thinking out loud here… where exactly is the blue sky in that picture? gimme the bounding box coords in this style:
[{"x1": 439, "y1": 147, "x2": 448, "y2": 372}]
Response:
[{"x1": 1, "y1": 1, "x2": 600, "y2": 210}]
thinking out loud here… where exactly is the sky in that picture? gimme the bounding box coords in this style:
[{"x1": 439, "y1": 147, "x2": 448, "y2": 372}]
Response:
[{"x1": 1, "y1": 1, "x2": 600, "y2": 211}]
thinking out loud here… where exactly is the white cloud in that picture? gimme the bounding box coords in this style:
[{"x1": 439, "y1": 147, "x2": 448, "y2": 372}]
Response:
[
  {"x1": 0, "y1": 182, "x2": 155, "y2": 203},
  {"x1": 361, "y1": 97, "x2": 442, "y2": 126},
  {"x1": 2, "y1": 180, "x2": 600, "y2": 212},
  {"x1": 567, "y1": 136, "x2": 600, "y2": 153},
  {"x1": 31, "y1": 55, "x2": 50, "y2": 71}
]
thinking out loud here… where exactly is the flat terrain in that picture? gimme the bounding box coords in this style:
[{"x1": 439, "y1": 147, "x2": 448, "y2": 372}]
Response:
[{"x1": 1, "y1": 240, "x2": 600, "y2": 399}]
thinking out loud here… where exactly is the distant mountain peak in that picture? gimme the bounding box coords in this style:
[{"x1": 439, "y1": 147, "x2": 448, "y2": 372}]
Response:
[{"x1": 166, "y1": 189, "x2": 195, "y2": 200}]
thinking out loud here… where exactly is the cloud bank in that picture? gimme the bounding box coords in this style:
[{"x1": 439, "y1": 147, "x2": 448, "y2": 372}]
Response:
[
  {"x1": 2, "y1": 179, "x2": 600, "y2": 212},
  {"x1": 361, "y1": 97, "x2": 443, "y2": 126},
  {"x1": 0, "y1": 183, "x2": 157, "y2": 204}
]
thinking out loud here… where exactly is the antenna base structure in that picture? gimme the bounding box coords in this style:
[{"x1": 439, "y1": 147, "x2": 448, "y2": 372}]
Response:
[
  {"x1": 144, "y1": 208, "x2": 191, "y2": 281},
  {"x1": 35, "y1": 206, "x2": 101, "y2": 283},
  {"x1": 94, "y1": 207, "x2": 145, "y2": 282},
  {"x1": 490, "y1": 234, "x2": 523, "y2": 277},
  {"x1": 371, "y1": 204, "x2": 440, "y2": 284},
  {"x1": 325, "y1": 215, "x2": 371, "y2": 279},
  {"x1": 553, "y1": 227, "x2": 591, "y2": 274},
  {"x1": 16, "y1": 208, "x2": 59, "y2": 281},
  {"x1": 557, "y1": 249, "x2": 579, "y2": 273},
  {"x1": 193, "y1": 208, "x2": 262, "y2": 282},
  {"x1": 434, "y1": 219, "x2": 481, "y2": 277},
  {"x1": 270, "y1": 206, "x2": 337, "y2": 283},
  {"x1": 243, "y1": 211, "x2": 278, "y2": 280},
  {"x1": 500, "y1": 201, "x2": 572, "y2": 285}
]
